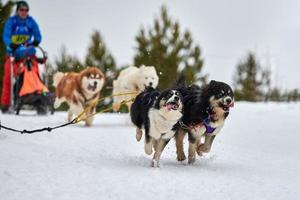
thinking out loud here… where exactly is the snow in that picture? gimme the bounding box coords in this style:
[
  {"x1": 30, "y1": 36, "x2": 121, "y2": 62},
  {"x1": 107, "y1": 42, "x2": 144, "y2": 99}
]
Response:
[{"x1": 0, "y1": 102, "x2": 299, "y2": 200}]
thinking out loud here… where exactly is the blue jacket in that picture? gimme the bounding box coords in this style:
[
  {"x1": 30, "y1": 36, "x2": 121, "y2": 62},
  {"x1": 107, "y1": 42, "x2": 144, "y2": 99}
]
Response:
[{"x1": 3, "y1": 15, "x2": 42, "y2": 53}]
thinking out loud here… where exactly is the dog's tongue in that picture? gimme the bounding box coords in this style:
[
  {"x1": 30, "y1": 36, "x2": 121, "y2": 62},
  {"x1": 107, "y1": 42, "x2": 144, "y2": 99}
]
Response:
[
  {"x1": 163, "y1": 103, "x2": 171, "y2": 111},
  {"x1": 165, "y1": 103, "x2": 177, "y2": 111}
]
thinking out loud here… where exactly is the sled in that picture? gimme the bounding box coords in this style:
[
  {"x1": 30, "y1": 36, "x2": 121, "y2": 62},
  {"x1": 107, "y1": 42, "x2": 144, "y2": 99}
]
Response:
[{"x1": 10, "y1": 46, "x2": 55, "y2": 115}]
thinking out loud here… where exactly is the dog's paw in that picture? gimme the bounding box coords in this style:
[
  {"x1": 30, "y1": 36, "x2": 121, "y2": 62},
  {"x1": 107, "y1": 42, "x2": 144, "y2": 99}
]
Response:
[
  {"x1": 151, "y1": 159, "x2": 160, "y2": 167},
  {"x1": 196, "y1": 150, "x2": 203, "y2": 156},
  {"x1": 197, "y1": 144, "x2": 211, "y2": 154},
  {"x1": 85, "y1": 122, "x2": 92, "y2": 127},
  {"x1": 54, "y1": 99, "x2": 61, "y2": 109},
  {"x1": 84, "y1": 117, "x2": 94, "y2": 127},
  {"x1": 112, "y1": 103, "x2": 120, "y2": 112},
  {"x1": 136, "y1": 129, "x2": 143, "y2": 142},
  {"x1": 177, "y1": 152, "x2": 186, "y2": 162},
  {"x1": 188, "y1": 156, "x2": 196, "y2": 164}
]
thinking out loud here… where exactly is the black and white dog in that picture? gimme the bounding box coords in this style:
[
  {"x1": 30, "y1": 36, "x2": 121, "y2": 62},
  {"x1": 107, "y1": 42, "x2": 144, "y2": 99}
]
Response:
[
  {"x1": 174, "y1": 79, "x2": 234, "y2": 164},
  {"x1": 130, "y1": 87, "x2": 183, "y2": 167}
]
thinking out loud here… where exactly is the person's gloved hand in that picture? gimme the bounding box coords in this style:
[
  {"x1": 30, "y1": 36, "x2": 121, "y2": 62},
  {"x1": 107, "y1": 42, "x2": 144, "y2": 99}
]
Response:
[
  {"x1": 31, "y1": 40, "x2": 40, "y2": 47},
  {"x1": 9, "y1": 43, "x2": 20, "y2": 51}
]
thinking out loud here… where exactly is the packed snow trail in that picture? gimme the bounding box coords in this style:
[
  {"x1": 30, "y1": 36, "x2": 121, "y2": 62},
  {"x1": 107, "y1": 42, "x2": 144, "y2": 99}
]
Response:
[{"x1": 0, "y1": 102, "x2": 299, "y2": 200}]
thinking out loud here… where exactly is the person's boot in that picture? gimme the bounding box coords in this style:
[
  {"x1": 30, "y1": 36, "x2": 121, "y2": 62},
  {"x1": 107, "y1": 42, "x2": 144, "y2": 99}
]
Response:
[{"x1": 1, "y1": 106, "x2": 13, "y2": 114}]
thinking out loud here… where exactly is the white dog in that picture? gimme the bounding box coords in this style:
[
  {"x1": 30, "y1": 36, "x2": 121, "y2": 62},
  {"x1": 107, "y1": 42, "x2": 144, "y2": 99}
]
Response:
[{"x1": 112, "y1": 65, "x2": 159, "y2": 112}]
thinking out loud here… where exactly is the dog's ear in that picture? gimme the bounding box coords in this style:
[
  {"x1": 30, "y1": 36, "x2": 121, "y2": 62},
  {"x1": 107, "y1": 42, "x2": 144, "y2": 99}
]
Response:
[{"x1": 209, "y1": 80, "x2": 217, "y2": 85}]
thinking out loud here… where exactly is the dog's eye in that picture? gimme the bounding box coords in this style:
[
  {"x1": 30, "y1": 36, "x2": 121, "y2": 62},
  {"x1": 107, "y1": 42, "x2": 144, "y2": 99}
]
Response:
[
  {"x1": 145, "y1": 77, "x2": 148, "y2": 80},
  {"x1": 216, "y1": 93, "x2": 223, "y2": 98}
]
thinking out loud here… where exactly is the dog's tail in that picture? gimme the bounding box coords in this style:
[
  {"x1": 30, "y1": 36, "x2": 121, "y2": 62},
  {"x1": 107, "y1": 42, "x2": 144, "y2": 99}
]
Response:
[{"x1": 52, "y1": 72, "x2": 65, "y2": 87}]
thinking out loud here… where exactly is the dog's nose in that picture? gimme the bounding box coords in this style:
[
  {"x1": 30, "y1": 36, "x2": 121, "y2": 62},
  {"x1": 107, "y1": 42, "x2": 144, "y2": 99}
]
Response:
[
  {"x1": 94, "y1": 81, "x2": 98, "y2": 86},
  {"x1": 149, "y1": 82, "x2": 153, "y2": 86},
  {"x1": 174, "y1": 96, "x2": 179, "y2": 101},
  {"x1": 225, "y1": 98, "x2": 232, "y2": 104}
]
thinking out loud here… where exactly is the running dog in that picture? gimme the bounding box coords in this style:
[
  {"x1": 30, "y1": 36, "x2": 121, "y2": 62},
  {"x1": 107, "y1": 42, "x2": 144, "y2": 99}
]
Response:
[
  {"x1": 53, "y1": 67, "x2": 105, "y2": 126},
  {"x1": 130, "y1": 87, "x2": 183, "y2": 167},
  {"x1": 174, "y1": 79, "x2": 234, "y2": 164}
]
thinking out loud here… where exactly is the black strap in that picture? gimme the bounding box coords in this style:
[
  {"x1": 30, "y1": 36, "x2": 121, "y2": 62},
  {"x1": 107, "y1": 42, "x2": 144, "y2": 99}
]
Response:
[{"x1": 0, "y1": 119, "x2": 76, "y2": 134}]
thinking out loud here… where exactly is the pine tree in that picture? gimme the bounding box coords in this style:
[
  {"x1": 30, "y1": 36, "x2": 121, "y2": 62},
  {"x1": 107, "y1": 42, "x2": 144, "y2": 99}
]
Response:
[
  {"x1": 84, "y1": 30, "x2": 117, "y2": 110},
  {"x1": 54, "y1": 45, "x2": 84, "y2": 73},
  {"x1": 134, "y1": 6, "x2": 206, "y2": 89},
  {"x1": 49, "y1": 46, "x2": 83, "y2": 110},
  {"x1": 0, "y1": 0, "x2": 14, "y2": 105},
  {"x1": 287, "y1": 89, "x2": 299, "y2": 102},
  {"x1": 233, "y1": 52, "x2": 270, "y2": 101},
  {"x1": 268, "y1": 87, "x2": 282, "y2": 101}
]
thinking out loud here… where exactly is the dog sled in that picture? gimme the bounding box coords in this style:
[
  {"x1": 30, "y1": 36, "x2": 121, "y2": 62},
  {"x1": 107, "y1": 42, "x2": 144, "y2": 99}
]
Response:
[{"x1": 9, "y1": 46, "x2": 54, "y2": 115}]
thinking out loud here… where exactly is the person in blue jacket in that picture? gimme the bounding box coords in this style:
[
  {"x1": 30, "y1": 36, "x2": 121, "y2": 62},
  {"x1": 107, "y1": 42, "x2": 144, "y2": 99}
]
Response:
[
  {"x1": 1, "y1": 1, "x2": 42, "y2": 113},
  {"x1": 3, "y1": 0, "x2": 41, "y2": 59}
]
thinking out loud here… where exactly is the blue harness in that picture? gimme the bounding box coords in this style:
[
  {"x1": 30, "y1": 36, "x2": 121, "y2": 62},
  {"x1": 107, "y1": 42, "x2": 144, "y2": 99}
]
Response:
[
  {"x1": 203, "y1": 117, "x2": 216, "y2": 134},
  {"x1": 178, "y1": 116, "x2": 216, "y2": 134}
]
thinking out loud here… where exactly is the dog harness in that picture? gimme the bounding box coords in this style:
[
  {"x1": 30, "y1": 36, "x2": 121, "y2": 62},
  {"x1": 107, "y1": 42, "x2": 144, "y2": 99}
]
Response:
[
  {"x1": 203, "y1": 117, "x2": 216, "y2": 134},
  {"x1": 178, "y1": 116, "x2": 215, "y2": 134}
]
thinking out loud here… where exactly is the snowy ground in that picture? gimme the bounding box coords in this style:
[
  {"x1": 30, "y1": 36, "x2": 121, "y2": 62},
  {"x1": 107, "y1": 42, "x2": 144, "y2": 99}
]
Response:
[{"x1": 0, "y1": 102, "x2": 299, "y2": 200}]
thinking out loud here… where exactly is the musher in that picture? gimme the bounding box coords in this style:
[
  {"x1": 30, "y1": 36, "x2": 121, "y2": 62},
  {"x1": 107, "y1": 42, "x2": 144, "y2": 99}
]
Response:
[{"x1": 1, "y1": 1, "x2": 42, "y2": 113}]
